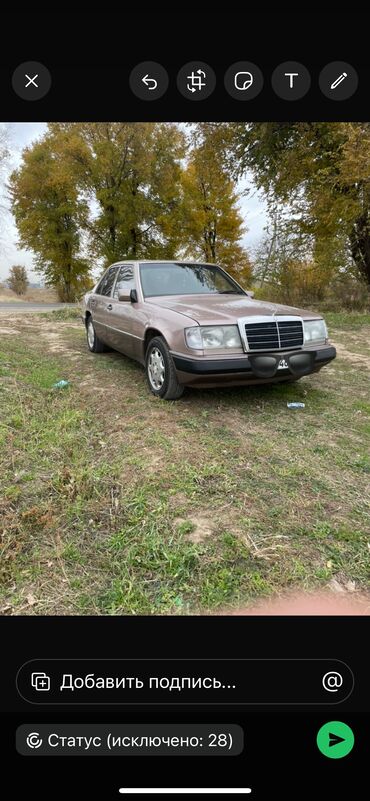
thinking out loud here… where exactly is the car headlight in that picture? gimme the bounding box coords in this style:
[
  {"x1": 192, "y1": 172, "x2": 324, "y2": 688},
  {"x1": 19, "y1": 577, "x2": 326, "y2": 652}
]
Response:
[
  {"x1": 185, "y1": 325, "x2": 242, "y2": 349},
  {"x1": 303, "y1": 319, "x2": 328, "y2": 343}
]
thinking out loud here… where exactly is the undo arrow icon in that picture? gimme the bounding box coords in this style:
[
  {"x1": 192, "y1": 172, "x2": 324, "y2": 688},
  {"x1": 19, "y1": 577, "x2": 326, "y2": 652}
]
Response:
[{"x1": 142, "y1": 74, "x2": 157, "y2": 90}]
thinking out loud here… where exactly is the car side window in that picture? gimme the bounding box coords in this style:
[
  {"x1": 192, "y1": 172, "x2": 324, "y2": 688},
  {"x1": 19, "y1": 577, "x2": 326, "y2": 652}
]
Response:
[
  {"x1": 96, "y1": 266, "x2": 118, "y2": 297},
  {"x1": 113, "y1": 264, "x2": 135, "y2": 299}
]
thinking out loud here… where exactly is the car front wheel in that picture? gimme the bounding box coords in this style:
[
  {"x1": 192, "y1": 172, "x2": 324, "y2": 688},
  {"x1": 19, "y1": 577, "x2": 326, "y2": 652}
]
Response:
[{"x1": 145, "y1": 336, "x2": 184, "y2": 400}]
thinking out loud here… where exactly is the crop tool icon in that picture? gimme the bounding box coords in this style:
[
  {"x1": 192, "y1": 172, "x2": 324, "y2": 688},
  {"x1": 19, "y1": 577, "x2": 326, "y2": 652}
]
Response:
[{"x1": 187, "y1": 69, "x2": 206, "y2": 93}]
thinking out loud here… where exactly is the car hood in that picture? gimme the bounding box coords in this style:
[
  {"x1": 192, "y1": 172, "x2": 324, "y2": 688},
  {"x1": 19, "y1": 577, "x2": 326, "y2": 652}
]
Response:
[{"x1": 147, "y1": 294, "x2": 322, "y2": 323}]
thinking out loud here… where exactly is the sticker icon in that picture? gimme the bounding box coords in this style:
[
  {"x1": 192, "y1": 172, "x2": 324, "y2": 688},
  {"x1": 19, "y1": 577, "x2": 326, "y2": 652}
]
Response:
[
  {"x1": 224, "y1": 61, "x2": 264, "y2": 101},
  {"x1": 234, "y1": 71, "x2": 254, "y2": 91}
]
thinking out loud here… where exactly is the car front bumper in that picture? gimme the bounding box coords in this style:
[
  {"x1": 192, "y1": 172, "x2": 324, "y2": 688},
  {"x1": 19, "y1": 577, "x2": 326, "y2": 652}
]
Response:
[{"x1": 172, "y1": 346, "x2": 336, "y2": 386}]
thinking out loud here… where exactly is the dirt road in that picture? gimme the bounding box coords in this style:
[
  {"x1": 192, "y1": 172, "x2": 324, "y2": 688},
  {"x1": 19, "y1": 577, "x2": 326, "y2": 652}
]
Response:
[{"x1": 0, "y1": 302, "x2": 76, "y2": 314}]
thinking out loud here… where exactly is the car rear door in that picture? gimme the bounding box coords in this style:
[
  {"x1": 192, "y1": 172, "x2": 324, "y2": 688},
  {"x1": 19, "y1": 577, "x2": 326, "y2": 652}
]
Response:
[
  {"x1": 91, "y1": 265, "x2": 119, "y2": 346},
  {"x1": 106, "y1": 264, "x2": 137, "y2": 357}
]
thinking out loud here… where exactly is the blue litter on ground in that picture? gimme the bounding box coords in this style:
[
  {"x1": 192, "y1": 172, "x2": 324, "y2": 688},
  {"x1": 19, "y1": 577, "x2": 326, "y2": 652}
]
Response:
[{"x1": 52, "y1": 380, "x2": 70, "y2": 389}]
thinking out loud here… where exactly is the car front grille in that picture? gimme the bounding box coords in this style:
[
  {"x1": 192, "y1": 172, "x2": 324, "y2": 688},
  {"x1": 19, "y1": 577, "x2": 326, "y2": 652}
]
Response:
[{"x1": 244, "y1": 319, "x2": 304, "y2": 351}]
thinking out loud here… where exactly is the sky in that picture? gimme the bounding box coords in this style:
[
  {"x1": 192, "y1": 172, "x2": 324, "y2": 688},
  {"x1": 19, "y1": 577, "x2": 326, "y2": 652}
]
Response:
[{"x1": 0, "y1": 123, "x2": 268, "y2": 283}]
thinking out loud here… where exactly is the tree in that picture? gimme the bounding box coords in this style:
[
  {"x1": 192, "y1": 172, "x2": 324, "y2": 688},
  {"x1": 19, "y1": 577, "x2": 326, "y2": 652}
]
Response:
[
  {"x1": 50, "y1": 122, "x2": 186, "y2": 266},
  {"x1": 0, "y1": 126, "x2": 8, "y2": 166},
  {"x1": 7, "y1": 265, "x2": 28, "y2": 295},
  {"x1": 179, "y1": 126, "x2": 252, "y2": 284},
  {"x1": 252, "y1": 206, "x2": 284, "y2": 288},
  {"x1": 10, "y1": 122, "x2": 255, "y2": 297},
  {"x1": 9, "y1": 131, "x2": 90, "y2": 301},
  {"x1": 226, "y1": 122, "x2": 370, "y2": 286},
  {"x1": 0, "y1": 125, "x2": 10, "y2": 249},
  {"x1": 252, "y1": 205, "x2": 329, "y2": 302}
]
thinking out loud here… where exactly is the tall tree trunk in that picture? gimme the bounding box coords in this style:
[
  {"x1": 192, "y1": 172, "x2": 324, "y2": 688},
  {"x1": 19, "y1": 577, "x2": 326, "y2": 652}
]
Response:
[
  {"x1": 130, "y1": 179, "x2": 139, "y2": 257},
  {"x1": 62, "y1": 265, "x2": 73, "y2": 302},
  {"x1": 130, "y1": 227, "x2": 137, "y2": 257},
  {"x1": 107, "y1": 204, "x2": 116, "y2": 260},
  {"x1": 260, "y1": 210, "x2": 278, "y2": 287},
  {"x1": 60, "y1": 237, "x2": 74, "y2": 301},
  {"x1": 209, "y1": 223, "x2": 217, "y2": 261},
  {"x1": 350, "y1": 210, "x2": 370, "y2": 286},
  {"x1": 203, "y1": 224, "x2": 217, "y2": 261}
]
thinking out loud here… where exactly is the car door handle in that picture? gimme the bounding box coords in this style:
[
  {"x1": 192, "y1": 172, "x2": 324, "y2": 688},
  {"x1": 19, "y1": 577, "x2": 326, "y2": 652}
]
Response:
[{"x1": 106, "y1": 304, "x2": 113, "y2": 311}]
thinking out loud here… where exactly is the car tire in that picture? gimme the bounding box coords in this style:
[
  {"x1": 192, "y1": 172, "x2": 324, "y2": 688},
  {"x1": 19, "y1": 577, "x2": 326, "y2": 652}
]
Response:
[
  {"x1": 145, "y1": 336, "x2": 184, "y2": 400},
  {"x1": 86, "y1": 316, "x2": 107, "y2": 353}
]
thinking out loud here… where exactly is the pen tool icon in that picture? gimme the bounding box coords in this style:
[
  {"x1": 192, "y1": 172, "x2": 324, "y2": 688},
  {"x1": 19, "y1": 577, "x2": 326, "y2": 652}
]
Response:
[{"x1": 330, "y1": 72, "x2": 347, "y2": 89}]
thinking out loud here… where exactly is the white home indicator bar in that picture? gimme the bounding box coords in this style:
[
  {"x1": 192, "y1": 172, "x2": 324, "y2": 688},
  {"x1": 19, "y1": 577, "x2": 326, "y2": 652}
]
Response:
[{"x1": 119, "y1": 790, "x2": 252, "y2": 795}]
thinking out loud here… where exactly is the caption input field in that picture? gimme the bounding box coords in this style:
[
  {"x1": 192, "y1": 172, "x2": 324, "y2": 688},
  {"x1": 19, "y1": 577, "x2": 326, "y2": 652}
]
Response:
[{"x1": 16, "y1": 658, "x2": 354, "y2": 706}]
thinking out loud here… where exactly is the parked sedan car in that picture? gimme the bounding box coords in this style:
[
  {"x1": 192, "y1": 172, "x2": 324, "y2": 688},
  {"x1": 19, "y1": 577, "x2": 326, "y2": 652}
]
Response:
[{"x1": 81, "y1": 260, "x2": 336, "y2": 400}]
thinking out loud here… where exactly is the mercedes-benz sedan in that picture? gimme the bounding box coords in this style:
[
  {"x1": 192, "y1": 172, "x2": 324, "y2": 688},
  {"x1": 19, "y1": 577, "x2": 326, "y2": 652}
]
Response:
[{"x1": 81, "y1": 260, "x2": 336, "y2": 400}]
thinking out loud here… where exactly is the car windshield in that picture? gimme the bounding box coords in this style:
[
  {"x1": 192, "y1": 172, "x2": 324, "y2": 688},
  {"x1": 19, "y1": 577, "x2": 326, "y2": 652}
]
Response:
[{"x1": 139, "y1": 262, "x2": 245, "y2": 297}]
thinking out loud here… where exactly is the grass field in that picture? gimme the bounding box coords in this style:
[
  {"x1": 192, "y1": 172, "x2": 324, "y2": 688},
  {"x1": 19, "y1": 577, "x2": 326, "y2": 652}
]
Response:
[
  {"x1": 0, "y1": 285, "x2": 59, "y2": 303},
  {"x1": 0, "y1": 309, "x2": 369, "y2": 615}
]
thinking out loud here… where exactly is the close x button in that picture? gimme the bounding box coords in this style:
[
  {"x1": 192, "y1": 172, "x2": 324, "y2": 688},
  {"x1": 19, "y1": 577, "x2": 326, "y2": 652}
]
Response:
[{"x1": 12, "y1": 61, "x2": 52, "y2": 101}]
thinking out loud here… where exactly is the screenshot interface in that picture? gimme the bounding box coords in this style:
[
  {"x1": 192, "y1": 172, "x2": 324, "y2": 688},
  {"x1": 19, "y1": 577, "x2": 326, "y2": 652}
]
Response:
[{"x1": 0, "y1": 20, "x2": 369, "y2": 799}]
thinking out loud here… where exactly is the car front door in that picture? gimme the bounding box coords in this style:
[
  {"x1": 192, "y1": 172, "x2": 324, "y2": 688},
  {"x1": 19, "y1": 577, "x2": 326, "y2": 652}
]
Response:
[{"x1": 105, "y1": 264, "x2": 138, "y2": 357}]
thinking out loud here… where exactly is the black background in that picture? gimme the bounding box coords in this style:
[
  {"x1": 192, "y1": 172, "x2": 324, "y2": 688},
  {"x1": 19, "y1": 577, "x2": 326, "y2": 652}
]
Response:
[
  {"x1": 1, "y1": 616, "x2": 368, "y2": 798},
  {"x1": 1, "y1": 11, "x2": 369, "y2": 799},
  {"x1": 1, "y1": 12, "x2": 370, "y2": 120}
]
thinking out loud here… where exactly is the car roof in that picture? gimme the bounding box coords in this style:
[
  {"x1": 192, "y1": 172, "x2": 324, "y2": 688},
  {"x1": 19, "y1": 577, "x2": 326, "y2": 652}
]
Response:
[{"x1": 109, "y1": 260, "x2": 218, "y2": 266}]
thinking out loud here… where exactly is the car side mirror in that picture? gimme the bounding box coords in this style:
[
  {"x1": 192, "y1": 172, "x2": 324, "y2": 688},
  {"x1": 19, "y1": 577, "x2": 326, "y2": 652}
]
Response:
[
  {"x1": 246, "y1": 290, "x2": 255, "y2": 298},
  {"x1": 118, "y1": 289, "x2": 138, "y2": 303}
]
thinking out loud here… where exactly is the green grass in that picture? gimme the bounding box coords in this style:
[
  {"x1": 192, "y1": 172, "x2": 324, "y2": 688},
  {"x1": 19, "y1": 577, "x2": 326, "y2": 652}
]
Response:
[
  {"x1": 0, "y1": 310, "x2": 369, "y2": 614},
  {"x1": 325, "y1": 312, "x2": 370, "y2": 330},
  {"x1": 38, "y1": 306, "x2": 81, "y2": 321}
]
